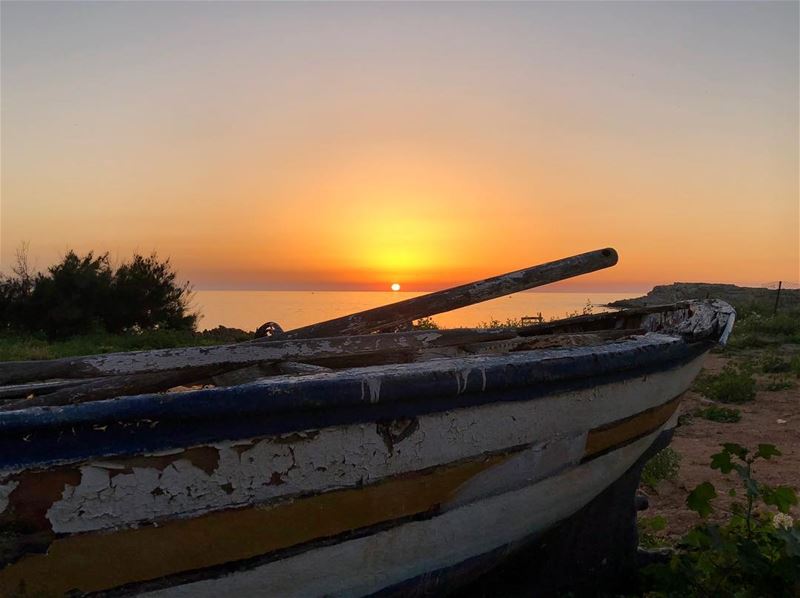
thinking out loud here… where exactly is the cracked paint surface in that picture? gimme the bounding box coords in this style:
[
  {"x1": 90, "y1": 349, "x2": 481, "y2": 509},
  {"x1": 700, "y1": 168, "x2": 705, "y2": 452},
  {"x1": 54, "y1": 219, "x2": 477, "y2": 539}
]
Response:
[
  {"x1": 0, "y1": 480, "x2": 18, "y2": 515},
  {"x1": 39, "y1": 359, "x2": 702, "y2": 535}
]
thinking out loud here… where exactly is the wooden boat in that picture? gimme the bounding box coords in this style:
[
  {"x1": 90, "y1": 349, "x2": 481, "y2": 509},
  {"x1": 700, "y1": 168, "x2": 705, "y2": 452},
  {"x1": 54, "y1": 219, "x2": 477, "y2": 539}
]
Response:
[{"x1": 0, "y1": 251, "x2": 735, "y2": 596}]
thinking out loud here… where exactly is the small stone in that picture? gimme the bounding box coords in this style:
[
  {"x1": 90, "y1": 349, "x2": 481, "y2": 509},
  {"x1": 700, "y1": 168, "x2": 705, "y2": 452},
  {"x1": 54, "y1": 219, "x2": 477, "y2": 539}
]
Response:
[{"x1": 777, "y1": 419, "x2": 787, "y2": 424}]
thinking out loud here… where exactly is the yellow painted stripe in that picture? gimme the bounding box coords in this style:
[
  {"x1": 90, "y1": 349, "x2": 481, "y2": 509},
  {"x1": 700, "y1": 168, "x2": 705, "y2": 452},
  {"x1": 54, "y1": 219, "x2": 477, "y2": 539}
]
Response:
[
  {"x1": 584, "y1": 396, "x2": 681, "y2": 458},
  {"x1": 0, "y1": 454, "x2": 509, "y2": 596}
]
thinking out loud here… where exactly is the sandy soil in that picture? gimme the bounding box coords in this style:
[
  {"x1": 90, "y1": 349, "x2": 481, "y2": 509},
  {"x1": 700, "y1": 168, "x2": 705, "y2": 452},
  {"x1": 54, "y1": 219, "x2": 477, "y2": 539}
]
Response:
[{"x1": 640, "y1": 350, "x2": 800, "y2": 540}]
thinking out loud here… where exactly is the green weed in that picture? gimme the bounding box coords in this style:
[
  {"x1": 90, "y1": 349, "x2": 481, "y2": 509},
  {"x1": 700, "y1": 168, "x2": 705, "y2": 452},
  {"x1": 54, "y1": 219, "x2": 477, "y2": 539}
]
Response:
[
  {"x1": 760, "y1": 352, "x2": 792, "y2": 373},
  {"x1": 641, "y1": 447, "x2": 681, "y2": 489},
  {"x1": 726, "y1": 308, "x2": 800, "y2": 350},
  {"x1": 696, "y1": 405, "x2": 741, "y2": 423},
  {"x1": 694, "y1": 363, "x2": 757, "y2": 404},
  {"x1": 764, "y1": 377, "x2": 795, "y2": 392},
  {"x1": 641, "y1": 443, "x2": 799, "y2": 597},
  {"x1": 638, "y1": 515, "x2": 668, "y2": 549}
]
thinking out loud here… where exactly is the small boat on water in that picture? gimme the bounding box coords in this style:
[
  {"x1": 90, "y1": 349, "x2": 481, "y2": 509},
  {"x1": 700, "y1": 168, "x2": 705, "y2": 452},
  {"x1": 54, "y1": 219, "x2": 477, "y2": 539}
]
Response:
[{"x1": 0, "y1": 250, "x2": 735, "y2": 596}]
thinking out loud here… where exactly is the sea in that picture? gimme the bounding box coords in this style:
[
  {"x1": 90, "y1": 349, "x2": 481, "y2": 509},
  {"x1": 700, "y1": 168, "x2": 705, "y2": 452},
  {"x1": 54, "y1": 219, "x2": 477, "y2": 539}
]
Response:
[{"x1": 192, "y1": 290, "x2": 640, "y2": 332}]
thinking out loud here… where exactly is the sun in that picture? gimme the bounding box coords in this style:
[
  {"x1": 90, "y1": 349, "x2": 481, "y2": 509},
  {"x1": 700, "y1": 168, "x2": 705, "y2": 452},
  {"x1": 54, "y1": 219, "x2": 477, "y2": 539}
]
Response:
[{"x1": 391, "y1": 283, "x2": 401, "y2": 291}]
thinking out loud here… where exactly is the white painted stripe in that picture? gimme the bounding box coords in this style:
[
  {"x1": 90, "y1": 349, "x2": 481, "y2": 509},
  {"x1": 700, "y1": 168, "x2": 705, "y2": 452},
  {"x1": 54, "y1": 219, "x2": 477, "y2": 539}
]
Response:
[
  {"x1": 42, "y1": 357, "x2": 703, "y2": 534},
  {"x1": 143, "y1": 429, "x2": 664, "y2": 598}
]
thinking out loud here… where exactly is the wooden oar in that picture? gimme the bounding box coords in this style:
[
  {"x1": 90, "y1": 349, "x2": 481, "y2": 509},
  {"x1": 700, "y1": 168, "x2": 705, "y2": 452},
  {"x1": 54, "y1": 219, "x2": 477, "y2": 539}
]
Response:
[{"x1": 279, "y1": 248, "x2": 618, "y2": 339}]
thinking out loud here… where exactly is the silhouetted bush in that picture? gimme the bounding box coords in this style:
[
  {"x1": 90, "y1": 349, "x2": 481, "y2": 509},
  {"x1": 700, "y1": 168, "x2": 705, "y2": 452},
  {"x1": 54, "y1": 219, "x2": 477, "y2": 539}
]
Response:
[
  {"x1": 0, "y1": 245, "x2": 35, "y2": 329},
  {"x1": 106, "y1": 254, "x2": 196, "y2": 333},
  {"x1": 0, "y1": 249, "x2": 196, "y2": 339},
  {"x1": 26, "y1": 251, "x2": 114, "y2": 338}
]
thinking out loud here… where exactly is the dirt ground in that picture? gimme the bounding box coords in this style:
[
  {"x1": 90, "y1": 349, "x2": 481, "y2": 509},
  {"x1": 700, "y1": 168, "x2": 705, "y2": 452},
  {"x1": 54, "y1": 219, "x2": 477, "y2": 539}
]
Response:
[{"x1": 640, "y1": 349, "x2": 800, "y2": 540}]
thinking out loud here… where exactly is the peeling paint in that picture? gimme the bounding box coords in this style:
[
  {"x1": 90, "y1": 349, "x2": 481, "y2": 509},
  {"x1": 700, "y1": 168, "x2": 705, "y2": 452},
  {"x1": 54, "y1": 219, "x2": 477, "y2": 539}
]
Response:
[
  {"x1": 376, "y1": 418, "x2": 419, "y2": 454},
  {"x1": 0, "y1": 480, "x2": 18, "y2": 514},
  {"x1": 37, "y1": 358, "x2": 703, "y2": 535},
  {"x1": 362, "y1": 377, "x2": 382, "y2": 404},
  {"x1": 455, "y1": 368, "x2": 473, "y2": 394}
]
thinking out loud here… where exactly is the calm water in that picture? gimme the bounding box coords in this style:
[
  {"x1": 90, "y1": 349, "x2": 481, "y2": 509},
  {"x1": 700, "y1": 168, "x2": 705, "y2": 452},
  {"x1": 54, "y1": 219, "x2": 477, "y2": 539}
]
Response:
[{"x1": 192, "y1": 291, "x2": 637, "y2": 332}]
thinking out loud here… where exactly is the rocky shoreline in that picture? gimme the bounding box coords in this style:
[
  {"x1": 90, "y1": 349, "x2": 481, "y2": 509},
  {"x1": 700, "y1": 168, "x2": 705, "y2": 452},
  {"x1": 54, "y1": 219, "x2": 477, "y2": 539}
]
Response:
[{"x1": 608, "y1": 282, "x2": 799, "y2": 310}]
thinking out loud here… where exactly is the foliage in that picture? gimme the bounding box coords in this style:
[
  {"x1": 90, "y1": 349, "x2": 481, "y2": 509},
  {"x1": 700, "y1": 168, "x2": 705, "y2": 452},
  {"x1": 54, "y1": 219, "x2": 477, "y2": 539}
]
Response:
[
  {"x1": 0, "y1": 249, "x2": 196, "y2": 339},
  {"x1": 105, "y1": 253, "x2": 195, "y2": 333},
  {"x1": 726, "y1": 308, "x2": 800, "y2": 350},
  {"x1": 0, "y1": 245, "x2": 35, "y2": 332},
  {"x1": 24, "y1": 251, "x2": 114, "y2": 338},
  {"x1": 792, "y1": 355, "x2": 800, "y2": 378},
  {"x1": 642, "y1": 443, "x2": 799, "y2": 597},
  {"x1": 641, "y1": 447, "x2": 681, "y2": 489},
  {"x1": 760, "y1": 352, "x2": 791, "y2": 374},
  {"x1": 552, "y1": 299, "x2": 595, "y2": 321},
  {"x1": 638, "y1": 515, "x2": 668, "y2": 549},
  {"x1": 696, "y1": 405, "x2": 741, "y2": 423},
  {"x1": 764, "y1": 377, "x2": 795, "y2": 392},
  {"x1": 476, "y1": 317, "x2": 523, "y2": 329},
  {"x1": 412, "y1": 317, "x2": 440, "y2": 330},
  {"x1": 694, "y1": 363, "x2": 757, "y2": 404}
]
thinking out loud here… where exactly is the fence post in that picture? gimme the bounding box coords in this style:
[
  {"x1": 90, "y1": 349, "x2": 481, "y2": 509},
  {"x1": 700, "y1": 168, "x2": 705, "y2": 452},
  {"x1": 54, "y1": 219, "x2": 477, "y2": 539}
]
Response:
[{"x1": 773, "y1": 281, "x2": 782, "y2": 315}]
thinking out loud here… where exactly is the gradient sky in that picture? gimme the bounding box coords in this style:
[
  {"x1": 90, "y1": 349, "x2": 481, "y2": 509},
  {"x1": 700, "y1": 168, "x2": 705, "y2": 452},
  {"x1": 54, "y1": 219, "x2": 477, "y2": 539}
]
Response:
[{"x1": 2, "y1": 1, "x2": 798, "y2": 291}]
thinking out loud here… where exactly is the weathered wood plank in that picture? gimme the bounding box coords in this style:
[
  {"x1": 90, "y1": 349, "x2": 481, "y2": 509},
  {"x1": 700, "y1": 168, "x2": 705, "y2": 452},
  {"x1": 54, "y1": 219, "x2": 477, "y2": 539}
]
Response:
[
  {"x1": 0, "y1": 378, "x2": 101, "y2": 400},
  {"x1": 277, "y1": 362, "x2": 334, "y2": 375},
  {"x1": 0, "y1": 368, "x2": 228, "y2": 410},
  {"x1": 279, "y1": 248, "x2": 618, "y2": 339},
  {"x1": 0, "y1": 329, "x2": 516, "y2": 385}
]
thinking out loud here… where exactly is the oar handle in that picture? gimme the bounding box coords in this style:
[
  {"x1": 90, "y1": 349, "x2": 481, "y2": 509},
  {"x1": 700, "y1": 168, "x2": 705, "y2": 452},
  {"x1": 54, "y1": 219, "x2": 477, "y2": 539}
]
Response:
[{"x1": 283, "y1": 248, "x2": 618, "y2": 339}]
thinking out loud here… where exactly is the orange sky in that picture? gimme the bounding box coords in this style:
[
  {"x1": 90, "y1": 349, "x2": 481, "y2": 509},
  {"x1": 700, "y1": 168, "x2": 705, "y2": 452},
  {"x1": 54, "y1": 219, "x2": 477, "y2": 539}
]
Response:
[{"x1": 1, "y1": 2, "x2": 798, "y2": 291}]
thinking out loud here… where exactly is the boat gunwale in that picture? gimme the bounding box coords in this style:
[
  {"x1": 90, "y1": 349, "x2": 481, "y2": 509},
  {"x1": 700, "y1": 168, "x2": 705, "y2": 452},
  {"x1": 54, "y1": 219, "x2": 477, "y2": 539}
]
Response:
[
  {"x1": 0, "y1": 335, "x2": 714, "y2": 471},
  {"x1": 0, "y1": 300, "x2": 734, "y2": 471}
]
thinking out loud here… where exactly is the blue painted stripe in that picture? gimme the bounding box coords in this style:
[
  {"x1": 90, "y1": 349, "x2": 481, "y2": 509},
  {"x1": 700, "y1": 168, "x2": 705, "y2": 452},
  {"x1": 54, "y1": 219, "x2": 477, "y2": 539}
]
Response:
[{"x1": 0, "y1": 338, "x2": 709, "y2": 470}]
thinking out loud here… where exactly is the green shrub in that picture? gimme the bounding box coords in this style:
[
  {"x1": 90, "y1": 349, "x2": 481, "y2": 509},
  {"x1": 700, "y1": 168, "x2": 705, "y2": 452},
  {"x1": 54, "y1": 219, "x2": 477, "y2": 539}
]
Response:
[
  {"x1": 727, "y1": 308, "x2": 800, "y2": 349},
  {"x1": 0, "y1": 249, "x2": 195, "y2": 339},
  {"x1": 790, "y1": 355, "x2": 800, "y2": 378},
  {"x1": 105, "y1": 254, "x2": 196, "y2": 333},
  {"x1": 638, "y1": 515, "x2": 668, "y2": 549},
  {"x1": 765, "y1": 377, "x2": 795, "y2": 392},
  {"x1": 695, "y1": 364, "x2": 757, "y2": 403},
  {"x1": 641, "y1": 447, "x2": 681, "y2": 489},
  {"x1": 24, "y1": 251, "x2": 114, "y2": 338},
  {"x1": 760, "y1": 352, "x2": 791, "y2": 374},
  {"x1": 642, "y1": 443, "x2": 799, "y2": 597},
  {"x1": 696, "y1": 405, "x2": 741, "y2": 423}
]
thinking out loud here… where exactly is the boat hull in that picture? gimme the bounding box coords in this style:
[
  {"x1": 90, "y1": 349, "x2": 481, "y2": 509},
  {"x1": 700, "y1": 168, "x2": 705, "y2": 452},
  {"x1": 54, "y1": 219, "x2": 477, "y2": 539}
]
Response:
[{"x1": 0, "y1": 335, "x2": 708, "y2": 596}]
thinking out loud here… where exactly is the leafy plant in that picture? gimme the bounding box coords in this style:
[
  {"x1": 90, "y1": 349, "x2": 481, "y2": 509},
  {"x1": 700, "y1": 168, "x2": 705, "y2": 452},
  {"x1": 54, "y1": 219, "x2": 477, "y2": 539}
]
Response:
[
  {"x1": 696, "y1": 405, "x2": 741, "y2": 423},
  {"x1": 413, "y1": 317, "x2": 440, "y2": 330},
  {"x1": 726, "y1": 308, "x2": 800, "y2": 350},
  {"x1": 765, "y1": 377, "x2": 795, "y2": 392},
  {"x1": 0, "y1": 249, "x2": 196, "y2": 339},
  {"x1": 642, "y1": 443, "x2": 799, "y2": 597},
  {"x1": 638, "y1": 515, "x2": 668, "y2": 549},
  {"x1": 792, "y1": 355, "x2": 800, "y2": 378},
  {"x1": 760, "y1": 352, "x2": 791, "y2": 374},
  {"x1": 641, "y1": 447, "x2": 681, "y2": 489},
  {"x1": 694, "y1": 363, "x2": 756, "y2": 404},
  {"x1": 105, "y1": 253, "x2": 196, "y2": 333}
]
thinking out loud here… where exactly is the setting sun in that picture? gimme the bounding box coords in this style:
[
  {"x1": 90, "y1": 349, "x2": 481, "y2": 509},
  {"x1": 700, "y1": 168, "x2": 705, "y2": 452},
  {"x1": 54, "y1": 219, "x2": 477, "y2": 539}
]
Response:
[{"x1": 391, "y1": 283, "x2": 401, "y2": 292}]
